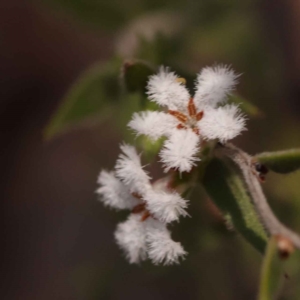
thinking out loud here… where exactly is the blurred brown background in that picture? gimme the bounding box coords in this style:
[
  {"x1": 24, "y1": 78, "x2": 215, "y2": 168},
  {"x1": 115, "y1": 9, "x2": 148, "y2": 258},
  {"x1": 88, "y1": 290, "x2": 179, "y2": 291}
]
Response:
[{"x1": 1, "y1": 0, "x2": 300, "y2": 299}]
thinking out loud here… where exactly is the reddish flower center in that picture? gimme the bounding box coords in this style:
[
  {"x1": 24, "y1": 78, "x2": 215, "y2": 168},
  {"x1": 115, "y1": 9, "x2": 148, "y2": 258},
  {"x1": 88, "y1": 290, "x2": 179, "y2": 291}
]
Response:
[{"x1": 168, "y1": 98, "x2": 204, "y2": 135}]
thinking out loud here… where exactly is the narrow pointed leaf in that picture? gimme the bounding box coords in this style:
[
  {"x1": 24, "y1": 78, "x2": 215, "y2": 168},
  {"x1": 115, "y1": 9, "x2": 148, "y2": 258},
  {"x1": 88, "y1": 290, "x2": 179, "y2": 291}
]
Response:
[
  {"x1": 202, "y1": 158, "x2": 267, "y2": 253},
  {"x1": 258, "y1": 237, "x2": 284, "y2": 300},
  {"x1": 228, "y1": 93, "x2": 263, "y2": 118},
  {"x1": 44, "y1": 59, "x2": 121, "y2": 139},
  {"x1": 256, "y1": 149, "x2": 300, "y2": 174}
]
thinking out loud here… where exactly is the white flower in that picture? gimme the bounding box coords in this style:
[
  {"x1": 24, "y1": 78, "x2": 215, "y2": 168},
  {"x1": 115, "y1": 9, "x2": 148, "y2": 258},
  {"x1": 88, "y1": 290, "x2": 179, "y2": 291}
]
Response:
[
  {"x1": 96, "y1": 170, "x2": 139, "y2": 210},
  {"x1": 146, "y1": 218, "x2": 186, "y2": 265},
  {"x1": 128, "y1": 65, "x2": 246, "y2": 172},
  {"x1": 115, "y1": 144, "x2": 188, "y2": 223},
  {"x1": 115, "y1": 214, "x2": 147, "y2": 264},
  {"x1": 114, "y1": 214, "x2": 186, "y2": 265},
  {"x1": 97, "y1": 144, "x2": 189, "y2": 265}
]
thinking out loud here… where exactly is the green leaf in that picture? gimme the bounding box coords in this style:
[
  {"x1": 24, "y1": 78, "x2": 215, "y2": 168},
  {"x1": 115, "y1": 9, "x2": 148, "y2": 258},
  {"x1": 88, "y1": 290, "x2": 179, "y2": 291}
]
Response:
[
  {"x1": 122, "y1": 60, "x2": 156, "y2": 94},
  {"x1": 228, "y1": 93, "x2": 264, "y2": 118},
  {"x1": 44, "y1": 59, "x2": 121, "y2": 139},
  {"x1": 258, "y1": 237, "x2": 284, "y2": 300},
  {"x1": 202, "y1": 158, "x2": 268, "y2": 253},
  {"x1": 256, "y1": 149, "x2": 300, "y2": 174}
]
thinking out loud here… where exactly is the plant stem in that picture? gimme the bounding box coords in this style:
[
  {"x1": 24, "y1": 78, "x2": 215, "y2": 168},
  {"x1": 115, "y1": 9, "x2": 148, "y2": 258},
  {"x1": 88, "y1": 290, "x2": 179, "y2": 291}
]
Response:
[{"x1": 217, "y1": 143, "x2": 300, "y2": 250}]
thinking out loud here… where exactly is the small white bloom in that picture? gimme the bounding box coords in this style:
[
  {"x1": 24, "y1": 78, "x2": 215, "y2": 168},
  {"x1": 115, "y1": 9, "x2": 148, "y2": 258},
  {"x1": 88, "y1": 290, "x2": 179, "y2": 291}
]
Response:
[
  {"x1": 115, "y1": 214, "x2": 187, "y2": 265},
  {"x1": 115, "y1": 214, "x2": 147, "y2": 264},
  {"x1": 199, "y1": 104, "x2": 246, "y2": 143},
  {"x1": 160, "y1": 129, "x2": 200, "y2": 173},
  {"x1": 146, "y1": 219, "x2": 186, "y2": 265},
  {"x1": 128, "y1": 64, "x2": 246, "y2": 173},
  {"x1": 114, "y1": 144, "x2": 189, "y2": 223},
  {"x1": 143, "y1": 189, "x2": 189, "y2": 223},
  {"x1": 115, "y1": 143, "x2": 151, "y2": 194},
  {"x1": 147, "y1": 66, "x2": 190, "y2": 111},
  {"x1": 98, "y1": 144, "x2": 189, "y2": 265},
  {"x1": 96, "y1": 170, "x2": 139, "y2": 210},
  {"x1": 194, "y1": 65, "x2": 239, "y2": 109}
]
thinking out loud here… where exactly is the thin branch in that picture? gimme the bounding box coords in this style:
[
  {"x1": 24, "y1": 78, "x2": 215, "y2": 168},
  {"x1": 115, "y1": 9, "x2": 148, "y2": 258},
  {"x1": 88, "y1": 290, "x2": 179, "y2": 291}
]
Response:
[{"x1": 217, "y1": 143, "x2": 300, "y2": 251}]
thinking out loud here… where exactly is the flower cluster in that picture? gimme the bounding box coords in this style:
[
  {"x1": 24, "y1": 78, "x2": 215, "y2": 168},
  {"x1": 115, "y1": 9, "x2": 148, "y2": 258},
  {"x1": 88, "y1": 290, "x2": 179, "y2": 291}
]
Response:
[
  {"x1": 97, "y1": 65, "x2": 247, "y2": 265},
  {"x1": 97, "y1": 144, "x2": 188, "y2": 265},
  {"x1": 129, "y1": 65, "x2": 246, "y2": 172}
]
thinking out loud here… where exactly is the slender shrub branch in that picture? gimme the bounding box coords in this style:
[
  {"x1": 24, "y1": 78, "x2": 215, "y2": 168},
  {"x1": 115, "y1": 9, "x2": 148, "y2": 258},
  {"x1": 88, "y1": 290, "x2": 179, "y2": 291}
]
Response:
[{"x1": 217, "y1": 143, "x2": 300, "y2": 250}]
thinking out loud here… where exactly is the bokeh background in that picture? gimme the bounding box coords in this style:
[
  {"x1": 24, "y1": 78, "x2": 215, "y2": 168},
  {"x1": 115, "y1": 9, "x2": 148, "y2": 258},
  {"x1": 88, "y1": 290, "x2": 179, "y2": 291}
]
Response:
[{"x1": 1, "y1": 0, "x2": 300, "y2": 299}]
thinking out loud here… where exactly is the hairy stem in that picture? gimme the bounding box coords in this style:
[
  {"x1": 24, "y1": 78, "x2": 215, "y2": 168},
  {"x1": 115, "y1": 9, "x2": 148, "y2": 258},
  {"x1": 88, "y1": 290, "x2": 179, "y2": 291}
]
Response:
[{"x1": 217, "y1": 143, "x2": 300, "y2": 250}]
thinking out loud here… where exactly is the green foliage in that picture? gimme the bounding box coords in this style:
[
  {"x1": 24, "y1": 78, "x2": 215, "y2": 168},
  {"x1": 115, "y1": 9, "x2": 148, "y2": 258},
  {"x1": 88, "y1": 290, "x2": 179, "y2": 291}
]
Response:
[
  {"x1": 256, "y1": 149, "x2": 300, "y2": 174},
  {"x1": 202, "y1": 157, "x2": 268, "y2": 253},
  {"x1": 44, "y1": 59, "x2": 121, "y2": 139},
  {"x1": 258, "y1": 237, "x2": 284, "y2": 300}
]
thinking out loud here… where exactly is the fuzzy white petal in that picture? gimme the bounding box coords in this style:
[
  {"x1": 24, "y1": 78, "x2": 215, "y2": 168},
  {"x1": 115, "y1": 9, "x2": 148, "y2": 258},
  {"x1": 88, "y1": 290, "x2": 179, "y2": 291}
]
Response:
[
  {"x1": 96, "y1": 170, "x2": 139, "y2": 210},
  {"x1": 128, "y1": 111, "x2": 177, "y2": 140},
  {"x1": 199, "y1": 104, "x2": 246, "y2": 142},
  {"x1": 147, "y1": 66, "x2": 190, "y2": 111},
  {"x1": 194, "y1": 65, "x2": 239, "y2": 108},
  {"x1": 145, "y1": 219, "x2": 186, "y2": 265},
  {"x1": 160, "y1": 129, "x2": 200, "y2": 173},
  {"x1": 143, "y1": 189, "x2": 188, "y2": 223},
  {"x1": 115, "y1": 144, "x2": 151, "y2": 194},
  {"x1": 115, "y1": 214, "x2": 147, "y2": 264}
]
